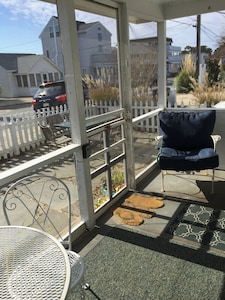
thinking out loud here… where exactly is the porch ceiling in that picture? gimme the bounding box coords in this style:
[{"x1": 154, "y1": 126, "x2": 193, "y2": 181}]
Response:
[
  {"x1": 124, "y1": 0, "x2": 225, "y2": 23},
  {"x1": 41, "y1": 0, "x2": 225, "y2": 23}
]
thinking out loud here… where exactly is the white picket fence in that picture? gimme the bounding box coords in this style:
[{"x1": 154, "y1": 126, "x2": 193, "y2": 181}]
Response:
[{"x1": 0, "y1": 100, "x2": 158, "y2": 159}]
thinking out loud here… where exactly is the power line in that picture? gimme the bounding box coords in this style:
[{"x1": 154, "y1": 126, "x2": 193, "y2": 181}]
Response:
[
  {"x1": 200, "y1": 24, "x2": 221, "y2": 49},
  {"x1": 201, "y1": 24, "x2": 221, "y2": 39},
  {"x1": 168, "y1": 18, "x2": 194, "y2": 26},
  {"x1": 0, "y1": 40, "x2": 40, "y2": 51}
]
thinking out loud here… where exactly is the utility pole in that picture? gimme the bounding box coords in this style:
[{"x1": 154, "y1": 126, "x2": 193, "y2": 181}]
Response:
[{"x1": 196, "y1": 15, "x2": 201, "y2": 79}]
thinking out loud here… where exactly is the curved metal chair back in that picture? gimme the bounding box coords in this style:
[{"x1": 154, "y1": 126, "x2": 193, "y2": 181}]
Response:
[
  {"x1": 3, "y1": 175, "x2": 88, "y2": 293},
  {"x1": 3, "y1": 175, "x2": 72, "y2": 250}
]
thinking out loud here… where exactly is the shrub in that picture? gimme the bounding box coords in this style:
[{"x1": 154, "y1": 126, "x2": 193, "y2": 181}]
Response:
[
  {"x1": 190, "y1": 75, "x2": 225, "y2": 107},
  {"x1": 176, "y1": 70, "x2": 193, "y2": 93},
  {"x1": 93, "y1": 167, "x2": 125, "y2": 210},
  {"x1": 111, "y1": 167, "x2": 125, "y2": 188},
  {"x1": 89, "y1": 86, "x2": 119, "y2": 104},
  {"x1": 206, "y1": 58, "x2": 220, "y2": 86},
  {"x1": 175, "y1": 54, "x2": 195, "y2": 93},
  {"x1": 83, "y1": 75, "x2": 119, "y2": 104},
  {"x1": 132, "y1": 85, "x2": 153, "y2": 103},
  {"x1": 219, "y1": 69, "x2": 225, "y2": 81}
]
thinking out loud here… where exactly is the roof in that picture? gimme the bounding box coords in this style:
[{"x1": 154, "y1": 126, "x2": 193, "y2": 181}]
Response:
[
  {"x1": 130, "y1": 37, "x2": 173, "y2": 43},
  {"x1": 39, "y1": 16, "x2": 111, "y2": 39},
  {"x1": 0, "y1": 53, "x2": 34, "y2": 71},
  {"x1": 17, "y1": 55, "x2": 62, "y2": 73}
]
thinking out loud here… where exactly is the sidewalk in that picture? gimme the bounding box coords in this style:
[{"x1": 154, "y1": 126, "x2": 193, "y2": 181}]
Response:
[{"x1": 0, "y1": 97, "x2": 33, "y2": 109}]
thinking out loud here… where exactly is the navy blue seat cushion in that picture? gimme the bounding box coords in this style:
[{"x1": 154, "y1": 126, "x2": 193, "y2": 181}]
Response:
[
  {"x1": 158, "y1": 147, "x2": 219, "y2": 171},
  {"x1": 159, "y1": 110, "x2": 215, "y2": 150},
  {"x1": 158, "y1": 110, "x2": 219, "y2": 171}
]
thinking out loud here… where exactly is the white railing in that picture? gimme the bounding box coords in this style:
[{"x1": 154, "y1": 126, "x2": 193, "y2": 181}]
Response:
[{"x1": 0, "y1": 100, "x2": 158, "y2": 159}]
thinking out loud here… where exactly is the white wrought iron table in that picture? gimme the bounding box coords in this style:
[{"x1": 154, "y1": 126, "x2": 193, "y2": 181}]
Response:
[{"x1": 0, "y1": 226, "x2": 71, "y2": 300}]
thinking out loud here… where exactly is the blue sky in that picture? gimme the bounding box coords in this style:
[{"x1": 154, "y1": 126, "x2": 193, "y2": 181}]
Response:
[{"x1": 0, "y1": 0, "x2": 224, "y2": 54}]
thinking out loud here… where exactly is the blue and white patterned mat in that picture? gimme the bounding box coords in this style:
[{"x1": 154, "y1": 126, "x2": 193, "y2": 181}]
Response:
[{"x1": 166, "y1": 203, "x2": 225, "y2": 251}]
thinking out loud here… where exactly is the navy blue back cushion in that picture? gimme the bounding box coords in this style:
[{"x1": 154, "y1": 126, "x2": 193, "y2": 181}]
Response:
[{"x1": 159, "y1": 110, "x2": 215, "y2": 150}]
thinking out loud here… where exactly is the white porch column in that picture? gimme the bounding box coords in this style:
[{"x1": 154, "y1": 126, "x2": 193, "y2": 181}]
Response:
[
  {"x1": 56, "y1": 0, "x2": 95, "y2": 230},
  {"x1": 157, "y1": 21, "x2": 167, "y2": 108},
  {"x1": 117, "y1": 3, "x2": 135, "y2": 189}
]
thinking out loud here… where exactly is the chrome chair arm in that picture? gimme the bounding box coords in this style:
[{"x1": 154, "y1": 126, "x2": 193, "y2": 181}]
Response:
[{"x1": 211, "y1": 134, "x2": 221, "y2": 151}]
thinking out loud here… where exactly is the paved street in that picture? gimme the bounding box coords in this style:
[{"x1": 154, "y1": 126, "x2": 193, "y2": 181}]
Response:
[
  {"x1": 0, "y1": 97, "x2": 32, "y2": 108},
  {"x1": 0, "y1": 93, "x2": 197, "y2": 113}
]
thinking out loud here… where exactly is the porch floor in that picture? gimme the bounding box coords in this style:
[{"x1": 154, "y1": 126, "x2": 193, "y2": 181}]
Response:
[
  {"x1": 70, "y1": 168, "x2": 225, "y2": 300},
  {"x1": 2, "y1": 144, "x2": 225, "y2": 299}
]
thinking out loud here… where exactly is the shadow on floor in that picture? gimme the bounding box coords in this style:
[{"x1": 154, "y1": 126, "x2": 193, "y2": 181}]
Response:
[{"x1": 196, "y1": 180, "x2": 225, "y2": 209}]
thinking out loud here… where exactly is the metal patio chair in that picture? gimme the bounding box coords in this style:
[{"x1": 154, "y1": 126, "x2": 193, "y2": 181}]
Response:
[
  {"x1": 46, "y1": 114, "x2": 71, "y2": 137},
  {"x1": 2, "y1": 175, "x2": 86, "y2": 292},
  {"x1": 40, "y1": 124, "x2": 71, "y2": 150},
  {"x1": 46, "y1": 114, "x2": 64, "y2": 129},
  {"x1": 156, "y1": 110, "x2": 221, "y2": 193}
]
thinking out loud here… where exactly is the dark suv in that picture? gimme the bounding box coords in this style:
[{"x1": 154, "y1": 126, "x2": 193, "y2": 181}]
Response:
[{"x1": 32, "y1": 80, "x2": 88, "y2": 111}]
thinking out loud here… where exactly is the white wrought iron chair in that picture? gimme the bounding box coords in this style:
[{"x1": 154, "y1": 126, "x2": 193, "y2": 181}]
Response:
[{"x1": 2, "y1": 175, "x2": 86, "y2": 293}]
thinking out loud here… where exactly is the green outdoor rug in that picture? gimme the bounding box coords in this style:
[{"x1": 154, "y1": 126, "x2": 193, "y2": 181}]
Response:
[
  {"x1": 165, "y1": 203, "x2": 225, "y2": 252},
  {"x1": 80, "y1": 226, "x2": 225, "y2": 300}
]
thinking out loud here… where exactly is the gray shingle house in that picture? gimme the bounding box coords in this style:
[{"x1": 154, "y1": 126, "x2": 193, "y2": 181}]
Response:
[{"x1": 39, "y1": 16, "x2": 117, "y2": 79}]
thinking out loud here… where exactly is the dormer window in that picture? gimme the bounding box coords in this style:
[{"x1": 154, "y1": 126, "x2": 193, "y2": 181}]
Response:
[{"x1": 49, "y1": 25, "x2": 60, "y2": 38}]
